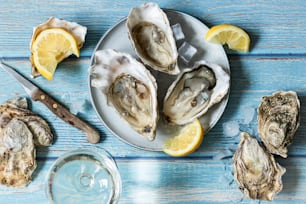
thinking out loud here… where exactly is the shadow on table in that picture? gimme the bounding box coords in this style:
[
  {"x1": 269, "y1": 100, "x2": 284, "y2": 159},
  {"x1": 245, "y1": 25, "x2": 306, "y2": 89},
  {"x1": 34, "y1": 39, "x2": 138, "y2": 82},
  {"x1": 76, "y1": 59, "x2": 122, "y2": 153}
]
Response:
[
  {"x1": 278, "y1": 157, "x2": 300, "y2": 195},
  {"x1": 290, "y1": 94, "x2": 306, "y2": 149},
  {"x1": 279, "y1": 93, "x2": 306, "y2": 194},
  {"x1": 31, "y1": 147, "x2": 50, "y2": 188}
]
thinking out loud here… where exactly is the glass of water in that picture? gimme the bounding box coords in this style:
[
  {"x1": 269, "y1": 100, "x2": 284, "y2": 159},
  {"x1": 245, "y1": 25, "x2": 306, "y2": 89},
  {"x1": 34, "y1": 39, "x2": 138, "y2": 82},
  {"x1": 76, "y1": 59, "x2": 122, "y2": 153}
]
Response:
[{"x1": 45, "y1": 147, "x2": 121, "y2": 204}]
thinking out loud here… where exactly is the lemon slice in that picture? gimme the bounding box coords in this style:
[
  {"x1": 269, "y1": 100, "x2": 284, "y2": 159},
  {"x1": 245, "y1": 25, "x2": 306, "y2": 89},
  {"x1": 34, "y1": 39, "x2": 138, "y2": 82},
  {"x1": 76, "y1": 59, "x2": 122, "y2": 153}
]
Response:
[
  {"x1": 163, "y1": 119, "x2": 204, "y2": 157},
  {"x1": 31, "y1": 28, "x2": 80, "y2": 80},
  {"x1": 205, "y1": 24, "x2": 250, "y2": 52}
]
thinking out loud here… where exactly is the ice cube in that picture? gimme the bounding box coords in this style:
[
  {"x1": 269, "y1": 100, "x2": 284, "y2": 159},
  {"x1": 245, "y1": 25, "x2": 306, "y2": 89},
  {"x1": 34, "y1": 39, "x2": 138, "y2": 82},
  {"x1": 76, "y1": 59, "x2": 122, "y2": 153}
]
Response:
[
  {"x1": 241, "y1": 106, "x2": 255, "y2": 124},
  {"x1": 218, "y1": 174, "x2": 234, "y2": 186},
  {"x1": 171, "y1": 23, "x2": 185, "y2": 41},
  {"x1": 178, "y1": 41, "x2": 197, "y2": 64},
  {"x1": 60, "y1": 94, "x2": 92, "y2": 115},
  {"x1": 213, "y1": 149, "x2": 234, "y2": 160},
  {"x1": 239, "y1": 124, "x2": 258, "y2": 138},
  {"x1": 61, "y1": 93, "x2": 71, "y2": 102},
  {"x1": 222, "y1": 121, "x2": 240, "y2": 137},
  {"x1": 70, "y1": 99, "x2": 92, "y2": 115}
]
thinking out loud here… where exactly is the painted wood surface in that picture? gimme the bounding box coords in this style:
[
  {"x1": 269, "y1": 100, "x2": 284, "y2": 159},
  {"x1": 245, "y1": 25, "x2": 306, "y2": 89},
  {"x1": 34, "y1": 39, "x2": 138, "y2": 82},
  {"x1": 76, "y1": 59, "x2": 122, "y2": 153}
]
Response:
[{"x1": 1, "y1": 0, "x2": 306, "y2": 203}]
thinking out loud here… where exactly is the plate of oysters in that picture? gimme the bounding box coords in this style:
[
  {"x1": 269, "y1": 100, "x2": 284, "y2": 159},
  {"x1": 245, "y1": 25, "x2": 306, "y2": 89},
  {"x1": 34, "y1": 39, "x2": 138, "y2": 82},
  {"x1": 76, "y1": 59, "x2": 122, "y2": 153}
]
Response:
[{"x1": 88, "y1": 2, "x2": 230, "y2": 151}]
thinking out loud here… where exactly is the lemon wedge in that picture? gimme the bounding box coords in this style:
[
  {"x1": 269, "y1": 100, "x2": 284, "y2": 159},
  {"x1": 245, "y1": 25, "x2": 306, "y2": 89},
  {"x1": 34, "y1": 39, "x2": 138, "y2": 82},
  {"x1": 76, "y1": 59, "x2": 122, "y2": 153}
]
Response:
[
  {"x1": 31, "y1": 28, "x2": 80, "y2": 80},
  {"x1": 205, "y1": 24, "x2": 250, "y2": 52},
  {"x1": 163, "y1": 119, "x2": 204, "y2": 157}
]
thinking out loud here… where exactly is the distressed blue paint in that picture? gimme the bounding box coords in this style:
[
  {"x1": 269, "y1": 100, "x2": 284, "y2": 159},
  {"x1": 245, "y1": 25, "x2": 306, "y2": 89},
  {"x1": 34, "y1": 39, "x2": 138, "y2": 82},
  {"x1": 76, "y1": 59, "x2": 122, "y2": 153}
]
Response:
[
  {"x1": 1, "y1": 1, "x2": 306, "y2": 57},
  {"x1": 1, "y1": 0, "x2": 306, "y2": 203}
]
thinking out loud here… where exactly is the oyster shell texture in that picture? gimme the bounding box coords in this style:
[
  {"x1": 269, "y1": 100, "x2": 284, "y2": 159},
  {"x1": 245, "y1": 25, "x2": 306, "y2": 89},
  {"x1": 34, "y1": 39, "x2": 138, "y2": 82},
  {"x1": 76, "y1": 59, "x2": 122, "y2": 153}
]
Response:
[
  {"x1": 90, "y1": 49, "x2": 158, "y2": 141},
  {"x1": 258, "y1": 91, "x2": 300, "y2": 158},
  {"x1": 0, "y1": 118, "x2": 36, "y2": 187},
  {"x1": 0, "y1": 97, "x2": 53, "y2": 147},
  {"x1": 0, "y1": 97, "x2": 53, "y2": 187},
  {"x1": 163, "y1": 60, "x2": 230, "y2": 125},
  {"x1": 233, "y1": 132, "x2": 286, "y2": 201},
  {"x1": 127, "y1": 2, "x2": 179, "y2": 75},
  {"x1": 30, "y1": 17, "x2": 87, "y2": 77}
]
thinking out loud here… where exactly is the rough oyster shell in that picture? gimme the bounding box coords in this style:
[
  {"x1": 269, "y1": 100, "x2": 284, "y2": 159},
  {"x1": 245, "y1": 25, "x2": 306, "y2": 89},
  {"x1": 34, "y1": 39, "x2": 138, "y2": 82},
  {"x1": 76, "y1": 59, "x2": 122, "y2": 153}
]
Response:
[
  {"x1": 0, "y1": 97, "x2": 53, "y2": 146},
  {"x1": 233, "y1": 132, "x2": 286, "y2": 201},
  {"x1": 90, "y1": 49, "x2": 158, "y2": 140},
  {"x1": 30, "y1": 17, "x2": 87, "y2": 77},
  {"x1": 127, "y1": 2, "x2": 179, "y2": 75},
  {"x1": 258, "y1": 91, "x2": 300, "y2": 158},
  {"x1": 163, "y1": 60, "x2": 230, "y2": 125},
  {"x1": 0, "y1": 118, "x2": 36, "y2": 187}
]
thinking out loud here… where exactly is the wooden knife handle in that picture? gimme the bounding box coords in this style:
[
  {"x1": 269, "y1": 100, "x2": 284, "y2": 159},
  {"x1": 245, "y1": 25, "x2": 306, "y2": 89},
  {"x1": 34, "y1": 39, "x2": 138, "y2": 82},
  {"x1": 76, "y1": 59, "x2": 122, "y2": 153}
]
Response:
[{"x1": 31, "y1": 88, "x2": 100, "y2": 144}]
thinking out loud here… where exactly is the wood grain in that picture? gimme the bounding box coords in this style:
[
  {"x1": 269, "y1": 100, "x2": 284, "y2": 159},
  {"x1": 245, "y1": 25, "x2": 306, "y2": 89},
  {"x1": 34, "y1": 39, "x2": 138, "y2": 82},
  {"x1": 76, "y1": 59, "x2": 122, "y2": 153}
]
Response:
[
  {"x1": 1, "y1": 1, "x2": 306, "y2": 57},
  {"x1": 1, "y1": 0, "x2": 306, "y2": 203},
  {"x1": 0, "y1": 158, "x2": 306, "y2": 203}
]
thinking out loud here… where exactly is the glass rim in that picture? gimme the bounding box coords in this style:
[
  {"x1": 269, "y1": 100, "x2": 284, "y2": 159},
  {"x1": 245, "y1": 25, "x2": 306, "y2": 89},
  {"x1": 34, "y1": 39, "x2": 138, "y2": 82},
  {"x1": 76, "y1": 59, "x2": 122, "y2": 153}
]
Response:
[{"x1": 45, "y1": 147, "x2": 122, "y2": 204}]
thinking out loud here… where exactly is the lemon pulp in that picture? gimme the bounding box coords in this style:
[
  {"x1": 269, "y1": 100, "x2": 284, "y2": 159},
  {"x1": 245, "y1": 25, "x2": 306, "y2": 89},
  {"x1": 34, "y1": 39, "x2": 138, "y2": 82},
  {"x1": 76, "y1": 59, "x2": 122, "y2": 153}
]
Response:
[
  {"x1": 205, "y1": 24, "x2": 250, "y2": 52},
  {"x1": 31, "y1": 28, "x2": 80, "y2": 80},
  {"x1": 163, "y1": 119, "x2": 204, "y2": 157}
]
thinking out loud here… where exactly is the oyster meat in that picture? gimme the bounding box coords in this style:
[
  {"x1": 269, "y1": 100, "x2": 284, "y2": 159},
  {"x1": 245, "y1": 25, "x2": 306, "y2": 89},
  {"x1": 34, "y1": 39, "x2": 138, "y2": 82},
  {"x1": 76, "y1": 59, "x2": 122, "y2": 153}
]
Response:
[
  {"x1": 163, "y1": 61, "x2": 230, "y2": 125},
  {"x1": 0, "y1": 97, "x2": 53, "y2": 146},
  {"x1": 0, "y1": 118, "x2": 36, "y2": 187},
  {"x1": 90, "y1": 49, "x2": 158, "y2": 140},
  {"x1": 127, "y1": 2, "x2": 179, "y2": 75},
  {"x1": 233, "y1": 132, "x2": 286, "y2": 201},
  {"x1": 258, "y1": 91, "x2": 300, "y2": 158},
  {"x1": 30, "y1": 17, "x2": 87, "y2": 77}
]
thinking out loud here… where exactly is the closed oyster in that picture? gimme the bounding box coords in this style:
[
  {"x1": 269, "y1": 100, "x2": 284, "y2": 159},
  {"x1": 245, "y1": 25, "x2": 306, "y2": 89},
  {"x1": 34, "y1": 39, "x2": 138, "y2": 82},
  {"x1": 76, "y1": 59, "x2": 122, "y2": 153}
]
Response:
[
  {"x1": 258, "y1": 91, "x2": 300, "y2": 158},
  {"x1": 30, "y1": 17, "x2": 87, "y2": 77},
  {"x1": 233, "y1": 132, "x2": 286, "y2": 201},
  {"x1": 127, "y1": 2, "x2": 179, "y2": 75},
  {"x1": 90, "y1": 49, "x2": 158, "y2": 140},
  {"x1": 5, "y1": 97, "x2": 28, "y2": 109},
  {"x1": 0, "y1": 118, "x2": 36, "y2": 187},
  {"x1": 0, "y1": 97, "x2": 53, "y2": 146},
  {"x1": 163, "y1": 61, "x2": 230, "y2": 125}
]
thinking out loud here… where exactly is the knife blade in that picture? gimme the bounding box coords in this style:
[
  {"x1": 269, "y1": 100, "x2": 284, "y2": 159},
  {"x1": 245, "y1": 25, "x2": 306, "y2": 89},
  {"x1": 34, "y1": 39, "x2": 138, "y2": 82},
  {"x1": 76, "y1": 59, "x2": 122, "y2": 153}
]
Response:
[{"x1": 0, "y1": 61, "x2": 100, "y2": 144}]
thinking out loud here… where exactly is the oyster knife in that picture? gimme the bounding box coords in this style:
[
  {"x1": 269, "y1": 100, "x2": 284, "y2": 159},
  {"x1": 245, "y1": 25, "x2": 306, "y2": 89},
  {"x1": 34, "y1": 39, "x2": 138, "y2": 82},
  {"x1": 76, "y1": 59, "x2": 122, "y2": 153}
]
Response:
[{"x1": 0, "y1": 61, "x2": 100, "y2": 144}]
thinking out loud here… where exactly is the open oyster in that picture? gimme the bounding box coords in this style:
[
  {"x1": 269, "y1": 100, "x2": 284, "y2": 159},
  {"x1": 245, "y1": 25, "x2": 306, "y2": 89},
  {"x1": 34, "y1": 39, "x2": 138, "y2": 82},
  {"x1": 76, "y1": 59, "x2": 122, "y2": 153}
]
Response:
[
  {"x1": 0, "y1": 118, "x2": 36, "y2": 187},
  {"x1": 163, "y1": 61, "x2": 230, "y2": 125},
  {"x1": 258, "y1": 91, "x2": 300, "y2": 158},
  {"x1": 127, "y1": 2, "x2": 179, "y2": 75},
  {"x1": 90, "y1": 49, "x2": 158, "y2": 140},
  {"x1": 0, "y1": 97, "x2": 53, "y2": 146},
  {"x1": 233, "y1": 132, "x2": 286, "y2": 201},
  {"x1": 30, "y1": 17, "x2": 87, "y2": 77}
]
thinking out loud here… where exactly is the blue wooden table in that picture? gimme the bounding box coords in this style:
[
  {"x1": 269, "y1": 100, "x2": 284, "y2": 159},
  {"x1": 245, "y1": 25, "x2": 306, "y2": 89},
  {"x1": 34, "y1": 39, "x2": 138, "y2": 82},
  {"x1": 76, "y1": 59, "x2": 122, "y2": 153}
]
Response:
[{"x1": 1, "y1": 0, "x2": 306, "y2": 203}]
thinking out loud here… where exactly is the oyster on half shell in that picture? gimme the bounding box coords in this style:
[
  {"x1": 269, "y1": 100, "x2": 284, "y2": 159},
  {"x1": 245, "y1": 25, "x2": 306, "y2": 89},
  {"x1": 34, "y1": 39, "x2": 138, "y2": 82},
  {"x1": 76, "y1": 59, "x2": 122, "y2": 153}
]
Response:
[
  {"x1": 233, "y1": 132, "x2": 286, "y2": 201},
  {"x1": 127, "y1": 2, "x2": 179, "y2": 75},
  {"x1": 90, "y1": 49, "x2": 158, "y2": 141},
  {"x1": 258, "y1": 91, "x2": 300, "y2": 158},
  {"x1": 163, "y1": 61, "x2": 230, "y2": 125}
]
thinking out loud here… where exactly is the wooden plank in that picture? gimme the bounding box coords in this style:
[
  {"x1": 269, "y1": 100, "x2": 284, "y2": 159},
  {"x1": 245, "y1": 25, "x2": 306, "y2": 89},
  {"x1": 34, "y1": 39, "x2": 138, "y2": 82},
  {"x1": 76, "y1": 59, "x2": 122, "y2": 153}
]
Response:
[
  {"x1": 1, "y1": 0, "x2": 306, "y2": 203},
  {"x1": 1, "y1": 0, "x2": 306, "y2": 57},
  {"x1": 0, "y1": 158, "x2": 305, "y2": 203},
  {"x1": 119, "y1": 158, "x2": 306, "y2": 203},
  {"x1": 0, "y1": 57, "x2": 305, "y2": 158}
]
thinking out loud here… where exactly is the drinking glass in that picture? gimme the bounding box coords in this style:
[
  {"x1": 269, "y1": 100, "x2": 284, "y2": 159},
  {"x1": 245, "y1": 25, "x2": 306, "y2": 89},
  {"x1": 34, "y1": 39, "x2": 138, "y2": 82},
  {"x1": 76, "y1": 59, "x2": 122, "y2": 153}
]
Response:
[{"x1": 45, "y1": 147, "x2": 121, "y2": 204}]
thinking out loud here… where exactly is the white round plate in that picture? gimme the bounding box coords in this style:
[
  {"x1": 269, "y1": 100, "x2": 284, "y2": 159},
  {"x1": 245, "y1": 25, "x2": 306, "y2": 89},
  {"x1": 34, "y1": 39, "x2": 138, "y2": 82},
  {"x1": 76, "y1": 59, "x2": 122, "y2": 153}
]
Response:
[{"x1": 88, "y1": 10, "x2": 230, "y2": 151}]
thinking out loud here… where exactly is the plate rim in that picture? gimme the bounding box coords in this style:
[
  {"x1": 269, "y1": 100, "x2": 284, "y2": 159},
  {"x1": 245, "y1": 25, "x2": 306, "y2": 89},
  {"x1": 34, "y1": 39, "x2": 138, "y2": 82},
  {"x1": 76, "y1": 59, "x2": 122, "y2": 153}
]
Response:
[{"x1": 88, "y1": 9, "x2": 230, "y2": 151}]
